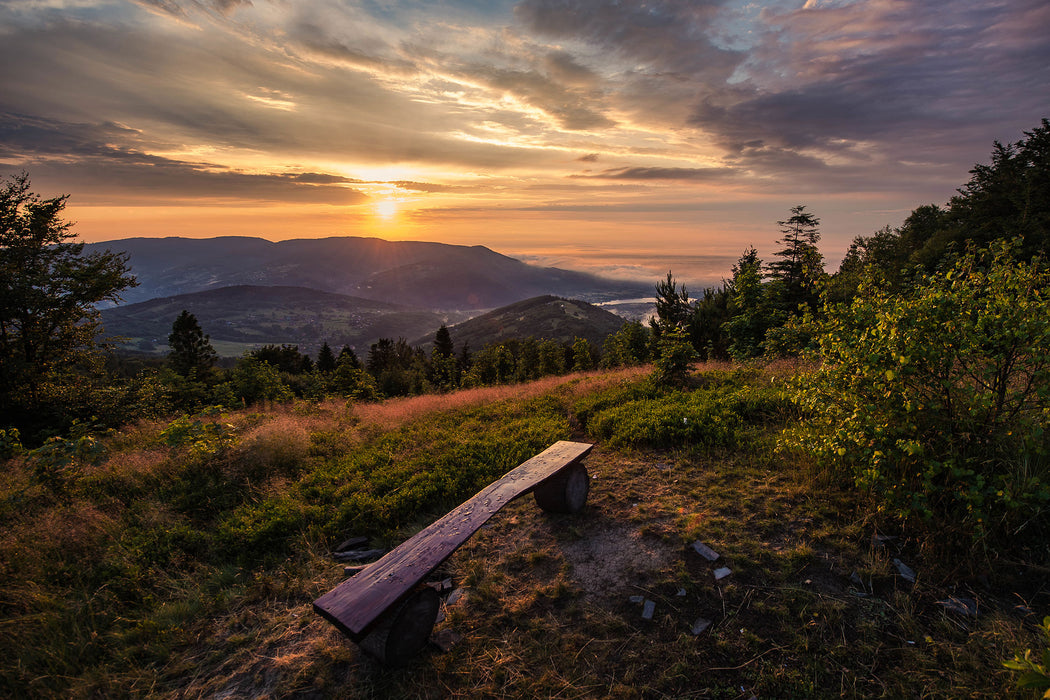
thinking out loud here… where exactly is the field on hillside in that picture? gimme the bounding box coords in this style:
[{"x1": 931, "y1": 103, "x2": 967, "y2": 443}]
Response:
[{"x1": 2, "y1": 365, "x2": 1047, "y2": 698}]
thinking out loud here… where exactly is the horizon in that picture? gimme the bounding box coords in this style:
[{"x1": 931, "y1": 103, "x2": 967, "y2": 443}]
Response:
[{"x1": 2, "y1": 1, "x2": 1046, "y2": 277}]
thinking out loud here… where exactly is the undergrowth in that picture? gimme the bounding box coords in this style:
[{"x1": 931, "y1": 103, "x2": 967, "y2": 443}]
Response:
[{"x1": 1, "y1": 365, "x2": 1046, "y2": 698}]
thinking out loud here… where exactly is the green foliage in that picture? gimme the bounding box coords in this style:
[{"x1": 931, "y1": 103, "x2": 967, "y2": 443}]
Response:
[
  {"x1": 767, "y1": 205, "x2": 825, "y2": 312},
  {"x1": 0, "y1": 426, "x2": 23, "y2": 458},
  {"x1": 652, "y1": 327, "x2": 697, "y2": 387},
  {"x1": 167, "y1": 310, "x2": 217, "y2": 378},
  {"x1": 652, "y1": 271, "x2": 692, "y2": 333},
  {"x1": 329, "y1": 362, "x2": 379, "y2": 400},
  {"x1": 689, "y1": 284, "x2": 731, "y2": 360},
  {"x1": 159, "y1": 410, "x2": 237, "y2": 456},
  {"x1": 27, "y1": 425, "x2": 107, "y2": 496},
  {"x1": 601, "y1": 321, "x2": 651, "y2": 368},
  {"x1": 1004, "y1": 617, "x2": 1050, "y2": 697},
  {"x1": 723, "y1": 247, "x2": 779, "y2": 360},
  {"x1": 315, "y1": 341, "x2": 337, "y2": 373},
  {"x1": 785, "y1": 241, "x2": 1050, "y2": 541},
  {"x1": 248, "y1": 344, "x2": 313, "y2": 374},
  {"x1": 577, "y1": 369, "x2": 792, "y2": 449},
  {"x1": 0, "y1": 173, "x2": 137, "y2": 440},
  {"x1": 222, "y1": 357, "x2": 294, "y2": 406},
  {"x1": 571, "y1": 337, "x2": 594, "y2": 371}
]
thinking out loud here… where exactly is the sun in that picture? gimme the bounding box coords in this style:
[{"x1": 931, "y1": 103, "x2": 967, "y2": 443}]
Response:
[{"x1": 375, "y1": 198, "x2": 398, "y2": 221}]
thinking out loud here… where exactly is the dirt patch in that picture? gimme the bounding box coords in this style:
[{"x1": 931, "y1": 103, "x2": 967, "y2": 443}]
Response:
[{"x1": 559, "y1": 524, "x2": 675, "y2": 603}]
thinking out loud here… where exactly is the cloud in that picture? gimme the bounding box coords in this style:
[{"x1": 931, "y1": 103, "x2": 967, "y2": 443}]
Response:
[
  {"x1": 574, "y1": 166, "x2": 734, "y2": 181},
  {"x1": 0, "y1": 112, "x2": 367, "y2": 204},
  {"x1": 693, "y1": 0, "x2": 1050, "y2": 169}
]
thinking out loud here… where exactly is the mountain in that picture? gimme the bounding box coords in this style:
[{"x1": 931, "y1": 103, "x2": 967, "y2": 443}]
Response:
[
  {"x1": 86, "y1": 236, "x2": 651, "y2": 311},
  {"x1": 421, "y1": 295, "x2": 629, "y2": 351},
  {"x1": 100, "y1": 285, "x2": 463, "y2": 357}
]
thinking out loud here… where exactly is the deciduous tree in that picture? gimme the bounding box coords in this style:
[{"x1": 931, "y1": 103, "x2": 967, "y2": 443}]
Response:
[{"x1": 0, "y1": 173, "x2": 136, "y2": 435}]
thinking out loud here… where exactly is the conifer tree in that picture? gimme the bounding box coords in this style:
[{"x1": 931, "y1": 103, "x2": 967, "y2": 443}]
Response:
[
  {"x1": 167, "y1": 310, "x2": 217, "y2": 377},
  {"x1": 316, "y1": 342, "x2": 337, "y2": 373},
  {"x1": 432, "y1": 324, "x2": 455, "y2": 358},
  {"x1": 767, "y1": 205, "x2": 824, "y2": 311}
]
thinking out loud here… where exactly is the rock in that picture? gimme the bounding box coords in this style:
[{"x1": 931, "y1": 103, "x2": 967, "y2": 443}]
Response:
[
  {"x1": 713, "y1": 567, "x2": 732, "y2": 581},
  {"x1": 676, "y1": 588, "x2": 687, "y2": 597},
  {"x1": 336, "y1": 536, "x2": 369, "y2": 551},
  {"x1": 426, "y1": 578, "x2": 453, "y2": 592},
  {"x1": 691, "y1": 541, "x2": 720, "y2": 562},
  {"x1": 691, "y1": 617, "x2": 711, "y2": 635},
  {"x1": 333, "y1": 548, "x2": 386, "y2": 561},
  {"x1": 892, "y1": 558, "x2": 916, "y2": 583},
  {"x1": 937, "y1": 597, "x2": 978, "y2": 617},
  {"x1": 446, "y1": 587, "x2": 469, "y2": 606},
  {"x1": 871, "y1": 533, "x2": 896, "y2": 549},
  {"x1": 642, "y1": 599, "x2": 656, "y2": 620},
  {"x1": 629, "y1": 595, "x2": 645, "y2": 604},
  {"x1": 432, "y1": 629, "x2": 463, "y2": 652}
]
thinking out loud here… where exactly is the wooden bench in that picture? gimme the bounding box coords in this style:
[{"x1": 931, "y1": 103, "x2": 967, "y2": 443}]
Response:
[{"x1": 313, "y1": 440, "x2": 593, "y2": 665}]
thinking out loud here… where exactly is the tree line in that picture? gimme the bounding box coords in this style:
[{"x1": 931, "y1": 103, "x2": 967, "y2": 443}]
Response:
[{"x1": 652, "y1": 118, "x2": 1050, "y2": 364}]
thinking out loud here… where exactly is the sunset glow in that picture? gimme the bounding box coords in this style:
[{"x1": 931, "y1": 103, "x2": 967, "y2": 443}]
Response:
[{"x1": 1, "y1": 0, "x2": 1046, "y2": 287}]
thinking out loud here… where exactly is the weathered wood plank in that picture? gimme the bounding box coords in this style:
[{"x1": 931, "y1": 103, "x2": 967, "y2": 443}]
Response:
[{"x1": 313, "y1": 440, "x2": 593, "y2": 641}]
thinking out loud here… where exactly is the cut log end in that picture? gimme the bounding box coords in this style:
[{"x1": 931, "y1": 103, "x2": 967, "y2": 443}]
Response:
[
  {"x1": 533, "y1": 463, "x2": 589, "y2": 514},
  {"x1": 358, "y1": 586, "x2": 440, "y2": 666}
]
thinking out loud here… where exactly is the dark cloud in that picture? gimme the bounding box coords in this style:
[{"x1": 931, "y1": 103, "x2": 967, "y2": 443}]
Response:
[
  {"x1": 692, "y1": 0, "x2": 1050, "y2": 170},
  {"x1": 436, "y1": 58, "x2": 615, "y2": 131},
  {"x1": 577, "y1": 153, "x2": 600, "y2": 162},
  {"x1": 0, "y1": 113, "x2": 366, "y2": 204},
  {"x1": 393, "y1": 181, "x2": 469, "y2": 193},
  {"x1": 515, "y1": 0, "x2": 738, "y2": 78},
  {"x1": 575, "y1": 166, "x2": 733, "y2": 181},
  {"x1": 133, "y1": 0, "x2": 251, "y2": 18}
]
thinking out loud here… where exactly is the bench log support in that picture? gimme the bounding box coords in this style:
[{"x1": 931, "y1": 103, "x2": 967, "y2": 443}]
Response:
[{"x1": 313, "y1": 440, "x2": 593, "y2": 664}]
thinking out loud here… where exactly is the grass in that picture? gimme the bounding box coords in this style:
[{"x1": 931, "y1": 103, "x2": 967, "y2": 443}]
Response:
[{"x1": 1, "y1": 363, "x2": 1047, "y2": 698}]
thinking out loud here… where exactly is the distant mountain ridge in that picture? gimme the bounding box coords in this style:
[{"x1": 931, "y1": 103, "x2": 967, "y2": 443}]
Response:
[
  {"x1": 421, "y1": 295, "x2": 628, "y2": 351},
  {"x1": 86, "y1": 236, "x2": 650, "y2": 311}
]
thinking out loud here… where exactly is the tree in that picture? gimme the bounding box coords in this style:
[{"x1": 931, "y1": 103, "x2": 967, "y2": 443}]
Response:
[
  {"x1": 432, "y1": 325, "x2": 455, "y2": 358},
  {"x1": 167, "y1": 310, "x2": 217, "y2": 378},
  {"x1": 316, "y1": 342, "x2": 337, "y2": 373},
  {"x1": 0, "y1": 173, "x2": 137, "y2": 434},
  {"x1": 723, "y1": 247, "x2": 777, "y2": 360},
  {"x1": 786, "y1": 240, "x2": 1050, "y2": 542},
  {"x1": 337, "y1": 345, "x2": 361, "y2": 369},
  {"x1": 249, "y1": 344, "x2": 312, "y2": 374},
  {"x1": 652, "y1": 271, "x2": 692, "y2": 334},
  {"x1": 767, "y1": 205, "x2": 824, "y2": 311}
]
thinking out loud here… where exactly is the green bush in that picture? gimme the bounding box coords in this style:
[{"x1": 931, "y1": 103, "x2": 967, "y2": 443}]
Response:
[
  {"x1": 0, "y1": 427, "x2": 23, "y2": 459},
  {"x1": 1003, "y1": 616, "x2": 1050, "y2": 697},
  {"x1": 784, "y1": 241, "x2": 1050, "y2": 541}
]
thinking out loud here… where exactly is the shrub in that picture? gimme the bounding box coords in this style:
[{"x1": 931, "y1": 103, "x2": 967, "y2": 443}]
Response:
[
  {"x1": 1003, "y1": 616, "x2": 1050, "y2": 697},
  {"x1": 784, "y1": 241, "x2": 1050, "y2": 541}
]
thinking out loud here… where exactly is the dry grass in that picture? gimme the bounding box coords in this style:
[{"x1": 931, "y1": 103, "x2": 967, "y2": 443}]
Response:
[{"x1": 344, "y1": 366, "x2": 650, "y2": 433}]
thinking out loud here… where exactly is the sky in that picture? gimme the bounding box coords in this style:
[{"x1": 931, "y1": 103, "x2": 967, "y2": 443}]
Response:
[{"x1": 1, "y1": 0, "x2": 1048, "y2": 288}]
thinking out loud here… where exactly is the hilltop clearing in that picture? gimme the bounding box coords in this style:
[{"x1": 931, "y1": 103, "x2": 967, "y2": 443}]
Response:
[{"x1": 2, "y1": 364, "x2": 1046, "y2": 698}]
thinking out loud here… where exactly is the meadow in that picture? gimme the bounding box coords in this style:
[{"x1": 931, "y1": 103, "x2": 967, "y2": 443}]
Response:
[{"x1": 2, "y1": 363, "x2": 1047, "y2": 698}]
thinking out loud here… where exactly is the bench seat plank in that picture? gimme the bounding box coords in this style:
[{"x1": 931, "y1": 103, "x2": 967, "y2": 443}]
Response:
[{"x1": 313, "y1": 440, "x2": 593, "y2": 641}]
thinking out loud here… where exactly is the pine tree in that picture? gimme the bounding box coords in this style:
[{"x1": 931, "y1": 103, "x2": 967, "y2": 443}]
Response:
[
  {"x1": 432, "y1": 324, "x2": 455, "y2": 358},
  {"x1": 316, "y1": 342, "x2": 337, "y2": 373},
  {"x1": 167, "y1": 310, "x2": 217, "y2": 377},
  {"x1": 767, "y1": 205, "x2": 824, "y2": 311}
]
